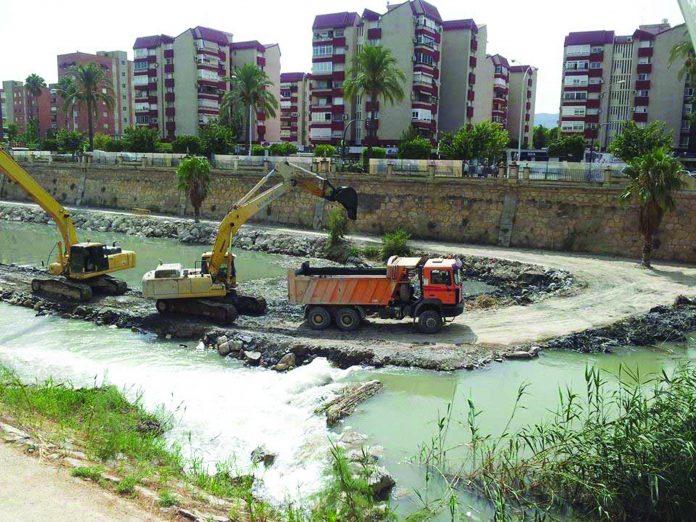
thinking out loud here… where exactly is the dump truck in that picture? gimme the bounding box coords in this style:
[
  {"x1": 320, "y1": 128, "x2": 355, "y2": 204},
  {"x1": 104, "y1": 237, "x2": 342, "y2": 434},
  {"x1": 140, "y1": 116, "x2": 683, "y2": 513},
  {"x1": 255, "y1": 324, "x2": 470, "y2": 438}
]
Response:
[{"x1": 288, "y1": 256, "x2": 464, "y2": 334}]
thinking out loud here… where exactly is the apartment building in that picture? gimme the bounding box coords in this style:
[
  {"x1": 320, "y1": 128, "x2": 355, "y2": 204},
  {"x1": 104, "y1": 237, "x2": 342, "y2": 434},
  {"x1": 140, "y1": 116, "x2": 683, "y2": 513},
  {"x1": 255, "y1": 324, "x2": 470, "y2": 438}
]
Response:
[
  {"x1": 559, "y1": 23, "x2": 694, "y2": 152},
  {"x1": 57, "y1": 51, "x2": 134, "y2": 137},
  {"x1": 309, "y1": 1, "x2": 444, "y2": 147},
  {"x1": 133, "y1": 28, "x2": 281, "y2": 141},
  {"x1": 1, "y1": 81, "x2": 28, "y2": 133},
  {"x1": 279, "y1": 72, "x2": 310, "y2": 146},
  {"x1": 439, "y1": 19, "x2": 481, "y2": 132},
  {"x1": 508, "y1": 65, "x2": 537, "y2": 147}
]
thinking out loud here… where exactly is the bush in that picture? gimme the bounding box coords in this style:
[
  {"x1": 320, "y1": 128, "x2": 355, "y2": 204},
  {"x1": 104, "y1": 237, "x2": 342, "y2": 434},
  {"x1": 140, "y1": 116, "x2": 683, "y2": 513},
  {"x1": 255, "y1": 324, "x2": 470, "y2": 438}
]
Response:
[
  {"x1": 268, "y1": 142, "x2": 298, "y2": 156},
  {"x1": 41, "y1": 138, "x2": 58, "y2": 152},
  {"x1": 199, "y1": 123, "x2": 234, "y2": 155},
  {"x1": 547, "y1": 135, "x2": 585, "y2": 162},
  {"x1": 121, "y1": 126, "x2": 160, "y2": 153},
  {"x1": 105, "y1": 139, "x2": 123, "y2": 152},
  {"x1": 172, "y1": 135, "x2": 203, "y2": 155},
  {"x1": 56, "y1": 129, "x2": 86, "y2": 154},
  {"x1": 314, "y1": 144, "x2": 336, "y2": 158},
  {"x1": 361, "y1": 245, "x2": 381, "y2": 260},
  {"x1": 381, "y1": 228, "x2": 411, "y2": 261},
  {"x1": 326, "y1": 207, "x2": 349, "y2": 246},
  {"x1": 116, "y1": 475, "x2": 139, "y2": 496},
  {"x1": 251, "y1": 144, "x2": 267, "y2": 156},
  {"x1": 369, "y1": 147, "x2": 387, "y2": 159},
  {"x1": 156, "y1": 142, "x2": 173, "y2": 153},
  {"x1": 92, "y1": 133, "x2": 113, "y2": 151},
  {"x1": 398, "y1": 136, "x2": 432, "y2": 159}
]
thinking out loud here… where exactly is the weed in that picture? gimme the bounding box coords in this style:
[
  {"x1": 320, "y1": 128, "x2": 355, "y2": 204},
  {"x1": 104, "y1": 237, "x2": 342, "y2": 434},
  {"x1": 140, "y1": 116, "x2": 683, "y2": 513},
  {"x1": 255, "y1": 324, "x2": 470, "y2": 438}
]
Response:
[
  {"x1": 158, "y1": 489, "x2": 177, "y2": 507},
  {"x1": 382, "y1": 229, "x2": 411, "y2": 261},
  {"x1": 71, "y1": 465, "x2": 103, "y2": 481},
  {"x1": 326, "y1": 207, "x2": 349, "y2": 247},
  {"x1": 473, "y1": 294, "x2": 498, "y2": 309},
  {"x1": 115, "y1": 475, "x2": 139, "y2": 496},
  {"x1": 361, "y1": 245, "x2": 382, "y2": 261}
]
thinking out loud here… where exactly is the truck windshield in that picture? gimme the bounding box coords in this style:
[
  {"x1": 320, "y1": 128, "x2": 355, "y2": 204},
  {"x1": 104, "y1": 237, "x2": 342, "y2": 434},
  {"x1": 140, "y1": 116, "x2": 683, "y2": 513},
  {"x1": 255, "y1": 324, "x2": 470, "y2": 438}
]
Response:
[
  {"x1": 431, "y1": 270, "x2": 452, "y2": 285},
  {"x1": 454, "y1": 270, "x2": 462, "y2": 285}
]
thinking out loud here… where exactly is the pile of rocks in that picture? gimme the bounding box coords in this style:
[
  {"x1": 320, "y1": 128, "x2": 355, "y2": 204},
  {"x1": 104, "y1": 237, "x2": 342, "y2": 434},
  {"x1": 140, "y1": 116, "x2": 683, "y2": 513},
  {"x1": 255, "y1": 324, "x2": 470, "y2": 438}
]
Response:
[{"x1": 534, "y1": 295, "x2": 696, "y2": 353}]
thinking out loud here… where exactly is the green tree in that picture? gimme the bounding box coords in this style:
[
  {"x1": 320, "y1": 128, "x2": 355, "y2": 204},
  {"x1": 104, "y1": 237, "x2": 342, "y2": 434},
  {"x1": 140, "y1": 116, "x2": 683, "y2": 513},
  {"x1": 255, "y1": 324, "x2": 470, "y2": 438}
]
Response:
[
  {"x1": 24, "y1": 73, "x2": 46, "y2": 144},
  {"x1": 56, "y1": 129, "x2": 86, "y2": 154},
  {"x1": 172, "y1": 135, "x2": 203, "y2": 155},
  {"x1": 199, "y1": 122, "x2": 234, "y2": 155},
  {"x1": 92, "y1": 133, "x2": 113, "y2": 151},
  {"x1": 314, "y1": 144, "x2": 336, "y2": 158},
  {"x1": 343, "y1": 45, "x2": 406, "y2": 157},
  {"x1": 251, "y1": 144, "x2": 267, "y2": 156},
  {"x1": 620, "y1": 147, "x2": 686, "y2": 268},
  {"x1": 548, "y1": 135, "x2": 585, "y2": 162},
  {"x1": 398, "y1": 136, "x2": 431, "y2": 159},
  {"x1": 268, "y1": 142, "x2": 298, "y2": 156},
  {"x1": 224, "y1": 63, "x2": 278, "y2": 155},
  {"x1": 121, "y1": 126, "x2": 160, "y2": 152},
  {"x1": 7, "y1": 123, "x2": 18, "y2": 144},
  {"x1": 670, "y1": 32, "x2": 696, "y2": 124},
  {"x1": 608, "y1": 121, "x2": 673, "y2": 161},
  {"x1": 439, "y1": 121, "x2": 508, "y2": 162},
  {"x1": 532, "y1": 124, "x2": 550, "y2": 149},
  {"x1": 177, "y1": 156, "x2": 212, "y2": 223},
  {"x1": 22, "y1": 119, "x2": 39, "y2": 148},
  {"x1": 58, "y1": 63, "x2": 114, "y2": 150}
]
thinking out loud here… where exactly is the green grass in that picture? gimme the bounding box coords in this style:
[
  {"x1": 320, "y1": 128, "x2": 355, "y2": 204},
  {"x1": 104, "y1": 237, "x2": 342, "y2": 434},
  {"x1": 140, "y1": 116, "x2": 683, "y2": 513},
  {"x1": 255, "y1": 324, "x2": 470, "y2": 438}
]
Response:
[
  {"x1": 115, "y1": 475, "x2": 139, "y2": 496},
  {"x1": 381, "y1": 229, "x2": 411, "y2": 261},
  {"x1": 71, "y1": 465, "x2": 103, "y2": 481},
  {"x1": 158, "y1": 489, "x2": 177, "y2": 507}
]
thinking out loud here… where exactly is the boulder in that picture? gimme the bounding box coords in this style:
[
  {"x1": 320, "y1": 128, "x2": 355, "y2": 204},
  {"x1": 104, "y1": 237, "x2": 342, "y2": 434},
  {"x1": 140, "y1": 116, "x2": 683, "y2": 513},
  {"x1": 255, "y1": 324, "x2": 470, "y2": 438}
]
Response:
[
  {"x1": 242, "y1": 351, "x2": 262, "y2": 366},
  {"x1": 273, "y1": 352, "x2": 296, "y2": 371},
  {"x1": 250, "y1": 446, "x2": 276, "y2": 467},
  {"x1": 366, "y1": 466, "x2": 395, "y2": 500}
]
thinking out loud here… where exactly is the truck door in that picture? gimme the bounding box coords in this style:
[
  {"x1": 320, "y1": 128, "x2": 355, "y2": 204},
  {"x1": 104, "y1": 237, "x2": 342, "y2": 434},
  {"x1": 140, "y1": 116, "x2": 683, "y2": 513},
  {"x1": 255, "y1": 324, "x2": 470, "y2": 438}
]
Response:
[{"x1": 423, "y1": 269, "x2": 456, "y2": 305}]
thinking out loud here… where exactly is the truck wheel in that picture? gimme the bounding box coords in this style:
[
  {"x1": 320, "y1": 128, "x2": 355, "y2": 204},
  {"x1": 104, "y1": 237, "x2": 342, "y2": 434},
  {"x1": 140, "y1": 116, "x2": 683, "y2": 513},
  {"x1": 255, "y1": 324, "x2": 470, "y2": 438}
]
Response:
[
  {"x1": 307, "y1": 306, "x2": 331, "y2": 330},
  {"x1": 335, "y1": 307, "x2": 360, "y2": 332},
  {"x1": 156, "y1": 300, "x2": 169, "y2": 313},
  {"x1": 417, "y1": 309, "x2": 442, "y2": 334}
]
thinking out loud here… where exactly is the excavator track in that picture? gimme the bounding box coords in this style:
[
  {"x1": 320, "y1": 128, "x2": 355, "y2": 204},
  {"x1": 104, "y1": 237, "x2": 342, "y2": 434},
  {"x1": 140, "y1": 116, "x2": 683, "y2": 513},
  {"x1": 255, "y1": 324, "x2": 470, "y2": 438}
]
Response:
[
  {"x1": 86, "y1": 275, "x2": 128, "y2": 296},
  {"x1": 155, "y1": 293, "x2": 267, "y2": 324},
  {"x1": 31, "y1": 278, "x2": 93, "y2": 302}
]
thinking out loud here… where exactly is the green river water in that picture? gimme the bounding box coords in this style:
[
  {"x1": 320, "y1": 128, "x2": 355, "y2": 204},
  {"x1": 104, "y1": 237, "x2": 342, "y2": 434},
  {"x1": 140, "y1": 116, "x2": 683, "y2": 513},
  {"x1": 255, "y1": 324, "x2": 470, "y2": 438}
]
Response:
[{"x1": 0, "y1": 220, "x2": 692, "y2": 517}]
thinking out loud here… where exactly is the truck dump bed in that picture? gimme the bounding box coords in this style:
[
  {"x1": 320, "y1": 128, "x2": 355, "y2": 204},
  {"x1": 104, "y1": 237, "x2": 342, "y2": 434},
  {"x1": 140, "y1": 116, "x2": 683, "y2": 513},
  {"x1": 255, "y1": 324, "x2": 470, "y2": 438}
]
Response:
[{"x1": 288, "y1": 262, "x2": 397, "y2": 306}]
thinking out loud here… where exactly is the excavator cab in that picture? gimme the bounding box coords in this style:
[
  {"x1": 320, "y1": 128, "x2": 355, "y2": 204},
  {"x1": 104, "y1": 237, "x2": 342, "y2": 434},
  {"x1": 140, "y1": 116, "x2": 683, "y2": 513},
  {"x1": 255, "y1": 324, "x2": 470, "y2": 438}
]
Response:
[
  {"x1": 201, "y1": 251, "x2": 237, "y2": 288},
  {"x1": 68, "y1": 243, "x2": 117, "y2": 274}
]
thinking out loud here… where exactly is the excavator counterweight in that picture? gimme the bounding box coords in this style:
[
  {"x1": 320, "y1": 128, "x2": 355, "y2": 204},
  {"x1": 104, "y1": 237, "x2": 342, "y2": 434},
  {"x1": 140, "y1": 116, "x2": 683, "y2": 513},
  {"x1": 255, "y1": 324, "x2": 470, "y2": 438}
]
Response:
[{"x1": 142, "y1": 160, "x2": 358, "y2": 323}]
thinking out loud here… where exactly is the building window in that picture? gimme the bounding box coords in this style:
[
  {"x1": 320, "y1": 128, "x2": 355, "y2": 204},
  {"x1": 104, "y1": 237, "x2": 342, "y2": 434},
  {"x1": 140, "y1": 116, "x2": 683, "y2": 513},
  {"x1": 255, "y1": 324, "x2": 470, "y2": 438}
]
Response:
[
  {"x1": 590, "y1": 62, "x2": 602, "y2": 69},
  {"x1": 638, "y1": 73, "x2": 650, "y2": 81},
  {"x1": 134, "y1": 48, "x2": 148, "y2": 59},
  {"x1": 566, "y1": 44, "x2": 591, "y2": 56},
  {"x1": 134, "y1": 61, "x2": 148, "y2": 71},
  {"x1": 414, "y1": 53, "x2": 434, "y2": 66},
  {"x1": 312, "y1": 61, "x2": 332, "y2": 74},
  {"x1": 562, "y1": 91, "x2": 587, "y2": 100},
  {"x1": 313, "y1": 45, "x2": 333, "y2": 57}
]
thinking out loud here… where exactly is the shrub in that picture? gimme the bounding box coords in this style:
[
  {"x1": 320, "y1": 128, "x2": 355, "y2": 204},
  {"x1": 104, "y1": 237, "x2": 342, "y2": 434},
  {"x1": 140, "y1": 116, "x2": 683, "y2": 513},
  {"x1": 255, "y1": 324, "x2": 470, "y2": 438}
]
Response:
[
  {"x1": 199, "y1": 123, "x2": 234, "y2": 155},
  {"x1": 41, "y1": 138, "x2": 58, "y2": 152},
  {"x1": 251, "y1": 144, "x2": 267, "y2": 156},
  {"x1": 381, "y1": 228, "x2": 411, "y2": 261},
  {"x1": 121, "y1": 126, "x2": 160, "y2": 153},
  {"x1": 92, "y1": 133, "x2": 113, "y2": 151},
  {"x1": 362, "y1": 245, "x2": 381, "y2": 260},
  {"x1": 398, "y1": 136, "x2": 432, "y2": 159},
  {"x1": 369, "y1": 147, "x2": 387, "y2": 159},
  {"x1": 158, "y1": 489, "x2": 177, "y2": 507},
  {"x1": 326, "y1": 207, "x2": 349, "y2": 246},
  {"x1": 156, "y1": 142, "x2": 173, "y2": 153},
  {"x1": 116, "y1": 475, "x2": 138, "y2": 496},
  {"x1": 56, "y1": 129, "x2": 86, "y2": 154},
  {"x1": 269, "y1": 142, "x2": 298, "y2": 156},
  {"x1": 314, "y1": 144, "x2": 336, "y2": 158},
  {"x1": 172, "y1": 135, "x2": 203, "y2": 155},
  {"x1": 71, "y1": 466, "x2": 103, "y2": 481}
]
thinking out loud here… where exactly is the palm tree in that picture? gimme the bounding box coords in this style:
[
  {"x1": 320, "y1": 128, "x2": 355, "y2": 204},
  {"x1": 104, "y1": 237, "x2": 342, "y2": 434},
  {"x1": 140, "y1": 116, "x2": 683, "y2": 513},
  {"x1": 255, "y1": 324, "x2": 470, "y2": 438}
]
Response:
[
  {"x1": 177, "y1": 156, "x2": 212, "y2": 223},
  {"x1": 343, "y1": 45, "x2": 406, "y2": 156},
  {"x1": 58, "y1": 63, "x2": 114, "y2": 150},
  {"x1": 620, "y1": 147, "x2": 687, "y2": 268},
  {"x1": 24, "y1": 73, "x2": 46, "y2": 144},
  {"x1": 670, "y1": 34, "x2": 696, "y2": 124},
  {"x1": 223, "y1": 63, "x2": 278, "y2": 156}
]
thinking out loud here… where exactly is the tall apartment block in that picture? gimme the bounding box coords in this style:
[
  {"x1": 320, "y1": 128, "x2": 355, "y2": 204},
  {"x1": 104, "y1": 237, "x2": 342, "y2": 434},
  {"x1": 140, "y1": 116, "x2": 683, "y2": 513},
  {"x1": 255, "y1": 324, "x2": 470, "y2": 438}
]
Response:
[
  {"x1": 560, "y1": 23, "x2": 695, "y2": 152},
  {"x1": 1, "y1": 81, "x2": 28, "y2": 133},
  {"x1": 280, "y1": 72, "x2": 310, "y2": 146},
  {"x1": 439, "y1": 19, "x2": 481, "y2": 132},
  {"x1": 310, "y1": 0, "x2": 444, "y2": 147},
  {"x1": 57, "y1": 51, "x2": 134, "y2": 137},
  {"x1": 508, "y1": 65, "x2": 537, "y2": 147},
  {"x1": 133, "y1": 27, "x2": 280, "y2": 141}
]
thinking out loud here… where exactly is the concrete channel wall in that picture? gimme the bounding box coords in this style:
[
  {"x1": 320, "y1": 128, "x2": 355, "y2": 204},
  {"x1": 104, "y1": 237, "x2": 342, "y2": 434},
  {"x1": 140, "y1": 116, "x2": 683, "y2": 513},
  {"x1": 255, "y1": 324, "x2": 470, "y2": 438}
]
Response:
[{"x1": 1, "y1": 163, "x2": 696, "y2": 263}]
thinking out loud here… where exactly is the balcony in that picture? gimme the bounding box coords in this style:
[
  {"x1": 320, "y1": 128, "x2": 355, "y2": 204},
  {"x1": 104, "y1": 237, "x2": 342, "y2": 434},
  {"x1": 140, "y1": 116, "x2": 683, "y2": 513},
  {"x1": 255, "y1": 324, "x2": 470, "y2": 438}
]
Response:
[
  {"x1": 637, "y1": 63, "x2": 652, "y2": 74},
  {"x1": 367, "y1": 28, "x2": 381, "y2": 40},
  {"x1": 468, "y1": 72, "x2": 476, "y2": 85},
  {"x1": 586, "y1": 99, "x2": 600, "y2": 108},
  {"x1": 466, "y1": 106, "x2": 474, "y2": 119},
  {"x1": 471, "y1": 39, "x2": 478, "y2": 51},
  {"x1": 467, "y1": 90, "x2": 475, "y2": 101},
  {"x1": 588, "y1": 83, "x2": 601, "y2": 93},
  {"x1": 638, "y1": 47, "x2": 653, "y2": 58},
  {"x1": 633, "y1": 112, "x2": 648, "y2": 123},
  {"x1": 469, "y1": 55, "x2": 477, "y2": 68},
  {"x1": 635, "y1": 96, "x2": 649, "y2": 106},
  {"x1": 635, "y1": 80, "x2": 651, "y2": 90}
]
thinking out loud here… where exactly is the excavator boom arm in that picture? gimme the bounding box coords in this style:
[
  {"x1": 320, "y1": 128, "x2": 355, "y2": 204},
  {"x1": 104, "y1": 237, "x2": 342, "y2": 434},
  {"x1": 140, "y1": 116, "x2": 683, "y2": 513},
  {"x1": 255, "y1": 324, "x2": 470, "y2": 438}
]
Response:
[
  {"x1": 0, "y1": 150, "x2": 78, "y2": 258},
  {"x1": 207, "y1": 161, "x2": 358, "y2": 279}
]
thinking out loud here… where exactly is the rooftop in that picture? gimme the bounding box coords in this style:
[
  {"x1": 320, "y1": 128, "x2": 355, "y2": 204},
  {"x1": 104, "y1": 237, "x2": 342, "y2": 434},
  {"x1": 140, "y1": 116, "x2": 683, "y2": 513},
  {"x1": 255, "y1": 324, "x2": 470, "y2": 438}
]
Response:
[
  {"x1": 312, "y1": 12, "x2": 359, "y2": 30},
  {"x1": 190, "y1": 26, "x2": 233, "y2": 45},
  {"x1": 564, "y1": 30, "x2": 615, "y2": 46},
  {"x1": 230, "y1": 40, "x2": 265, "y2": 52},
  {"x1": 281, "y1": 72, "x2": 306, "y2": 82},
  {"x1": 133, "y1": 34, "x2": 174, "y2": 49},
  {"x1": 442, "y1": 19, "x2": 477, "y2": 32}
]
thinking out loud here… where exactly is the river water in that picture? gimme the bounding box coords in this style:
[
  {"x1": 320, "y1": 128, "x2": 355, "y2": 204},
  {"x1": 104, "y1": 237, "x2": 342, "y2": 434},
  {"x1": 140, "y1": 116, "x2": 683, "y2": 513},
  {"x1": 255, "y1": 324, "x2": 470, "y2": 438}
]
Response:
[{"x1": 0, "y1": 220, "x2": 693, "y2": 515}]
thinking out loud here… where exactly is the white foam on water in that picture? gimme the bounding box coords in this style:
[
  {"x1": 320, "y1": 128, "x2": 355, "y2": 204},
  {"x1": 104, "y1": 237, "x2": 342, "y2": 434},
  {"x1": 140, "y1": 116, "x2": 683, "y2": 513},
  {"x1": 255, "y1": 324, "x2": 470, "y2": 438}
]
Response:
[{"x1": 0, "y1": 304, "x2": 355, "y2": 503}]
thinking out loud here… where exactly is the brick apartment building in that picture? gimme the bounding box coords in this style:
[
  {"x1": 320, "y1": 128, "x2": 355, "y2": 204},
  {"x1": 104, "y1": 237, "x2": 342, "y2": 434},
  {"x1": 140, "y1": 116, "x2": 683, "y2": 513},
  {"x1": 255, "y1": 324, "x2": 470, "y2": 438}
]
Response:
[
  {"x1": 1, "y1": 81, "x2": 28, "y2": 134},
  {"x1": 309, "y1": 1, "x2": 537, "y2": 148},
  {"x1": 279, "y1": 72, "x2": 310, "y2": 146},
  {"x1": 133, "y1": 27, "x2": 280, "y2": 142},
  {"x1": 559, "y1": 23, "x2": 695, "y2": 152},
  {"x1": 508, "y1": 65, "x2": 537, "y2": 148}
]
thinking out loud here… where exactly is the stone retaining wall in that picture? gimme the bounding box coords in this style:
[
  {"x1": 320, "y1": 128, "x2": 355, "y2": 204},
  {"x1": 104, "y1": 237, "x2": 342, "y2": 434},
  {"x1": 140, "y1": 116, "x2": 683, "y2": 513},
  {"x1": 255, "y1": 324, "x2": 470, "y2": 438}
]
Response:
[{"x1": 2, "y1": 163, "x2": 696, "y2": 262}]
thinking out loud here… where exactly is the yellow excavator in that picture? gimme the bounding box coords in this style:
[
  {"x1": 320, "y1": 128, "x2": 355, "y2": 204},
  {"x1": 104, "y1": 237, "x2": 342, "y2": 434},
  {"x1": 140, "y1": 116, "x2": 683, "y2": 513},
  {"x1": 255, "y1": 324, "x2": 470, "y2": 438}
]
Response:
[
  {"x1": 142, "y1": 160, "x2": 358, "y2": 323},
  {"x1": 0, "y1": 149, "x2": 136, "y2": 301}
]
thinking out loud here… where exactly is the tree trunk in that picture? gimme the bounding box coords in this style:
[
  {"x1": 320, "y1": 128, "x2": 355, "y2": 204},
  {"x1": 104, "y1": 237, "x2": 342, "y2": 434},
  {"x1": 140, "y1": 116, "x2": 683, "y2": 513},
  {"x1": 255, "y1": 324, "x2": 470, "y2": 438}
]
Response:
[
  {"x1": 87, "y1": 99, "x2": 94, "y2": 150},
  {"x1": 248, "y1": 104, "x2": 253, "y2": 157},
  {"x1": 35, "y1": 97, "x2": 40, "y2": 145},
  {"x1": 642, "y1": 232, "x2": 652, "y2": 268},
  {"x1": 194, "y1": 205, "x2": 200, "y2": 223}
]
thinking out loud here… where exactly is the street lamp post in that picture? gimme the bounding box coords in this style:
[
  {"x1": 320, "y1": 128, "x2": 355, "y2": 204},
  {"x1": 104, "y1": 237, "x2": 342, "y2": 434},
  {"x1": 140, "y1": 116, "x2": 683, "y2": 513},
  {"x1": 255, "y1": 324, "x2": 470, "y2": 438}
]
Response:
[
  {"x1": 341, "y1": 118, "x2": 358, "y2": 170},
  {"x1": 512, "y1": 62, "x2": 536, "y2": 162}
]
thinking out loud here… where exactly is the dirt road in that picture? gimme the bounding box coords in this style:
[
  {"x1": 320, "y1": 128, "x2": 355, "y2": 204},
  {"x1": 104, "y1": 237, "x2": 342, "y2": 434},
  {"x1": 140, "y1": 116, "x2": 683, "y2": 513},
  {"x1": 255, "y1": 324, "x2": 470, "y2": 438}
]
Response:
[{"x1": 0, "y1": 443, "x2": 164, "y2": 522}]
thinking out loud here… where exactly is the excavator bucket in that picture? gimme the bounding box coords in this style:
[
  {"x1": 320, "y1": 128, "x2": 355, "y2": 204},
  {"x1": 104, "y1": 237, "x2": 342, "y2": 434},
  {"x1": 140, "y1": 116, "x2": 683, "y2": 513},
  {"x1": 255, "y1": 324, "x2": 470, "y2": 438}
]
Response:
[{"x1": 328, "y1": 186, "x2": 358, "y2": 220}]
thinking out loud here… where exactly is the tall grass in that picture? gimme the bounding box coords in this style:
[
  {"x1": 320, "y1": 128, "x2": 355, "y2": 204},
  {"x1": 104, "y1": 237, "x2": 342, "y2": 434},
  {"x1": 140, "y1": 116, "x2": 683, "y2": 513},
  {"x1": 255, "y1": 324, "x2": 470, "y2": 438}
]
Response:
[
  {"x1": 382, "y1": 229, "x2": 411, "y2": 261},
  {"x1": 419, "y1": 364, "x2": 696, "y2": 521}
]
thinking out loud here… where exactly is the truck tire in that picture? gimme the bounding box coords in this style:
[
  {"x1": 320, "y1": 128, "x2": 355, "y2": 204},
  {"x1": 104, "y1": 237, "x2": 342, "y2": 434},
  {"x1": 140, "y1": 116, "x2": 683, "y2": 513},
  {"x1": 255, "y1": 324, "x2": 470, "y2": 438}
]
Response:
[
  {"x1": 417, "y1": 309, "x2": 442, "y2": 334},
  {"x1": 307, "y1": 306, "x2": 332, "y2": 330},
  {"x1": 335, "y1": 307, "x2": 361, "y2": 332}
]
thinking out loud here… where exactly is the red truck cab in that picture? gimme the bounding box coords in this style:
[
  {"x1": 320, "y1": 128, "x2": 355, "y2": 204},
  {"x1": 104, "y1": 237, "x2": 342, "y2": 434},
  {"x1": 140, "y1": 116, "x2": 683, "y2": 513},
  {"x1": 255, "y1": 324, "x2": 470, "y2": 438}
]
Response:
[{"x1": 422, "y1": 258, "x2": 462, "y2": 306}]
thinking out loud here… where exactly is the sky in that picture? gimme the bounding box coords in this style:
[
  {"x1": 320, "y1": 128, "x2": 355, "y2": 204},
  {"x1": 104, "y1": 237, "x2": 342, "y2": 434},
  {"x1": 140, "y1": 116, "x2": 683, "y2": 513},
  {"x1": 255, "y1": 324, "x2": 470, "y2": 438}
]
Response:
[{"x1": 0, "y1": 0, "x2": 685, "y2": 114}]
